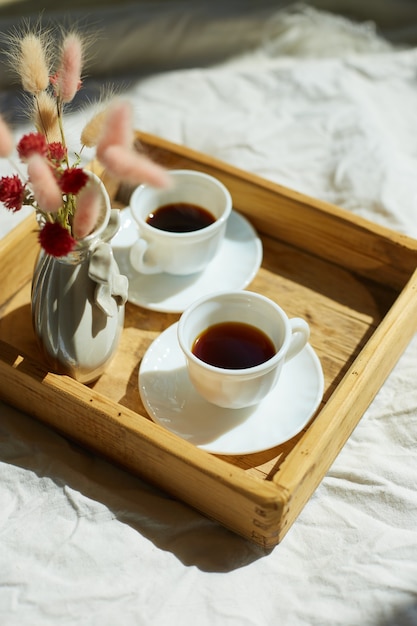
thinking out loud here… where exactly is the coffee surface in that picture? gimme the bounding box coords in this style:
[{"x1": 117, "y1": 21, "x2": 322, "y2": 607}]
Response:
[
  {"x1": 192, "y1": 321, "x2": 276, "y2": 369},
  {"x1": 147, "y1": 202, "x2": 215, "y2": 232}
]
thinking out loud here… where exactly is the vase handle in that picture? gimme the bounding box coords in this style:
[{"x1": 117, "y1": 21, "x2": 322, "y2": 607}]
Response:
[
  {"x1": 89, "y1": 242, "x2": 129, "y2": 316},
  {"x1": 102, "y1": 209, "x2": 121, "y2": 242}
]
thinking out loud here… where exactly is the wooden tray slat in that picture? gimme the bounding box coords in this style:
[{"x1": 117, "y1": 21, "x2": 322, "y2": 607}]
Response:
[
  {"x1": 274, "y1": 267, "x2": 417, "y2": 536},
  {"x1": 1, "y1": 132, "x2": 417, "y2": 548},
  {"x1": 137, "y1": 132, "x2": 417, "y2": 290}
]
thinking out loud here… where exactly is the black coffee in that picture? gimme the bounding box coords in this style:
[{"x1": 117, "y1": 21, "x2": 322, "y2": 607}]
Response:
[
  {"x1": 146, "y1": 202, "x2": 215, "y2": 233},
  {"x1": 192, "y1": 321, "x2": 276, "y2": 370}
]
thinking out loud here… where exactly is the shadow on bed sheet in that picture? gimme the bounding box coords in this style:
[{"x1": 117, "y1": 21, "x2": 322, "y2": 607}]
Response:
[
  {"x1": 379, "y1": 602, "x2": 417, "y2": 626},
  {"x1": 0, "y1": 401, "x2": 271, "y2": 571}
]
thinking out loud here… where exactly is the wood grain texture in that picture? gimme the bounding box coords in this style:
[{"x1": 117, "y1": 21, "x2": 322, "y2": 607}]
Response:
[
  {"x1": 135, "y1": 132, "x2": 417, "y2": 290},
  {"x1": 1, "y1": 133, "x2": 417, "y2": 547}
]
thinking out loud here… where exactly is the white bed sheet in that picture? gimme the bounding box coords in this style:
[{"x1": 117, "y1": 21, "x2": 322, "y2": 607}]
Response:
[{"x1": 1, "y1": 5, "x2": 417, "y2": 625}]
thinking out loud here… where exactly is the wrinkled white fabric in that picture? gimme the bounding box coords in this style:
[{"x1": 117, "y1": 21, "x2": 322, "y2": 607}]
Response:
[{"x1": 1, "y1": 5, "x2": 417, "y2": 626}]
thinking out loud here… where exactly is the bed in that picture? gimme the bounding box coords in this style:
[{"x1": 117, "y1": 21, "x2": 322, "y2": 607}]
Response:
[{"x1": 1, "y1": 2, "x2": 417, "y2": 624}]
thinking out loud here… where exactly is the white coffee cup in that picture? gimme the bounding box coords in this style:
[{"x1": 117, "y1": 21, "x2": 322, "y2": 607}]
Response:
[
  {"x1": 129, "y1": 170, "x2": 232, "y2": 275},
  {"x1": 177, "y1": 290, "x2": 310, "y2": 409}
]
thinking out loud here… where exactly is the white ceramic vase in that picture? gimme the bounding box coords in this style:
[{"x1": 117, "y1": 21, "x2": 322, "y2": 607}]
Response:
[{"x1": 31, "y1": 174, "x2": 128, "y2": 384}]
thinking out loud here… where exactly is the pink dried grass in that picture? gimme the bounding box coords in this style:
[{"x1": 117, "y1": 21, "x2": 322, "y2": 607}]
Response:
[
  {"x1": 27, "y1": 154, "x2": 62, "y2": 213},
  {"x1": 96, "y1": 100, "x2": 134, "y2": 155},
  {"x1": 99, "y1": 144, "x2": 171, "y2": 188},
  {"x1": 96, "y1": 100, "x2": 170, "y2": 188},
  {"x1": 1, "y1": 26, "x2": 170, "y2": 256},
  {"x1": 0, "y1": 115, "x2": 14, "y2": 157},
  {"x1": 72, "y1": 181, "x2": 102, "y2": 239},
  {"x1": 57, "y1": 33, "x2": 83, "y2": 104}
]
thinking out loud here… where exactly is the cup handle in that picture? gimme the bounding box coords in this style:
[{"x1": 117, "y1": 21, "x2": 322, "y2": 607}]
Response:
[
  {"x1": 129, "y1": 238, "x2": 162, "y2": 274},
  {"x1": 285, "y1": 318, "x2": 310, "y2": 361}
]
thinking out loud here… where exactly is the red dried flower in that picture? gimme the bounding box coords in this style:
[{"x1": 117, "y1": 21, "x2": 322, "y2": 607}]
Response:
[
  {"x1": 48, "y1": 142, "x2": 67, "y2": 163},
  {"x1": 38, "y1": 221, "x2": 76, "y2": 257},
  {"x1": 0, "y1": 175, "x2": 25, "y2": 211},
  {"x1": 59, "y1": 167, "x2": 88, "y2": 194},
  {"x1": 17, "y1": 132, "x2": 48, "y2": 161}
]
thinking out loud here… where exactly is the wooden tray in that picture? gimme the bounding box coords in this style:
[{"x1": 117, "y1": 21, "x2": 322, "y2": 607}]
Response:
[{"x1": 1, "y1": 131, "x2": 417, "y2": 548}]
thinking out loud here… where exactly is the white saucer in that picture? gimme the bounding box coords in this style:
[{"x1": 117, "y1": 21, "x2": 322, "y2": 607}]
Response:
[
  {"x1": 139, "y1": 322, "x2": 325, "y2": 455},
  {"x1": 111, "y1": 207, "x2": 262, "y2": 313}
]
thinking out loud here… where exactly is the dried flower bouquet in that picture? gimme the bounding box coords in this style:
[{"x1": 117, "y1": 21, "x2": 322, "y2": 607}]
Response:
[{"x1": 0, "y1": 26, "x2": 169, "y2": 257}]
